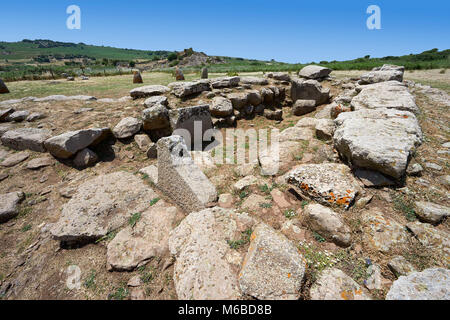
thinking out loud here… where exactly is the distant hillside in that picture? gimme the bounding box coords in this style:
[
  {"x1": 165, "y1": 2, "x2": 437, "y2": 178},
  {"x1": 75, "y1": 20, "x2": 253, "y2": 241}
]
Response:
[{"x1": 0, "y1": 39, "x2": 448, "y2": 81}]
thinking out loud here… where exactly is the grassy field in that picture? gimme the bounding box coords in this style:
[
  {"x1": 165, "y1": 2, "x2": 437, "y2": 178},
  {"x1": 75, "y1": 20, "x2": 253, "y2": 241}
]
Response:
[{"x1": 1, "y1": 69, "x2": 449, "y2": 102}]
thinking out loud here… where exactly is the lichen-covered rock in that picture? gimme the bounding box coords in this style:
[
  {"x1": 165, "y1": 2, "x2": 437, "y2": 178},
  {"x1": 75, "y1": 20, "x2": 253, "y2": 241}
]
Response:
[
  {"x1": 359, "y1": 70, "x2": 404, "y2": 85},
  {"x1": 240, "y1": 77, "x2": 268, "y2": 85},
  {"x1": 238, "y1": 223, "x2": 306, "y2": 300},
  {"x1": 1, "y1": 151, "x2": 29, "y2": 167},
  {"x1": 1, "y1": 128, "x2": 52, "y2": 152},
  {"x1": 388, "y1": 256, "x2": 416, "y2": 278},
  {"x1": 5, "y1": 110, "x2": 29, "y2": 122},
  {"x1": 333, "y1": 108, "x2": 423, "y2": 179},
  {"x1": 279, "y1": 126, "x2": 314, "y2": 142},
  {"x1": 292, "y1": 99, "x2": 316, "y2": 116},
  {"x1": 50, "y1": 172, "x2": 158, "y2": 242},
  {"x1": 169, "y1": 207, "x2": 255, "y2": 300},
  {"x1": 310, "y1": 268, "x2": 371, "y2": 300},
  {"x1": 361, "y1": 210, "x2": 409, "y2": 253},
  {"x1": 285, "y1": 163, "x2": 360, "y2": 208},
  {"x1": 386, "y1": 268, "x2": 450, "y2": 300},
  {"x1": 303, "y1": 204, "x2": 351, "y2": 247},
  {"x1": 107, "y1": 202, "x2": 178, "y2": 271},
  {"x1": 143, "y1": 96, "x2": 168, "y2": 108},
  {"x1": 406, "y1": 221, "x2": 450, "y2": 260}
]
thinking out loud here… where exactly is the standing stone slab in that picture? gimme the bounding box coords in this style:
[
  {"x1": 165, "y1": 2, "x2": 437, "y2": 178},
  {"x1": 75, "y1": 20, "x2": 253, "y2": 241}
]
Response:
[
  {"x1": 201, "y1": 67, "x2": 208, "y2": 79},
  {"x1": 133, "y1": 71, "x2": 143, "y2": 84},
  {"x1": 0, "y1": 191, "x2": 25, "y2": 223},
  {"x1": 285, "y1": 163, "x2": 360, "y2": 208},
  {"x1": 239, "y1": 223, "x2": 306, "y2": 300},
  {"x1": 169, "y1": 105, "x2": 213, "y2": 149},
  {"x1": 157, "y1": 136, "x2": 217, "y2": 213},
  {"x1": 169, "y1": 207, "x2": 255, "y2": 300},
  {"x1": 310, "y1": 268, "x2": 371, "y2": 300},
  {"x1": 44, "y1": 128, "x2": 110, "y2": 159},
  {"x1": 386, "y1": 268, "x2": 450, "y2": 300},
  {"x1": 130, "y1": 85, "x2": 170, "y2": 99},
  {"x1": 291, "y1": 79, "x2": 330, "y2": 105},
  {"x1": 0, "y1": 79, "x2": 9, "y2": 94},
  {"x1": 1, "y1": 128, "x2": 52, "y2": 152},
  {"x1": 50, "y1": 172, "x2": 158, "y2": 242},
  {"x1": 351, "y1": 81, "x2": 418, "y2": 113},
  {"x1": 107, "y1": 203, "x2": 178, "y2": 271},
  {"x1": 333, "y1": 108, "x2": 423, "y2": 179}
]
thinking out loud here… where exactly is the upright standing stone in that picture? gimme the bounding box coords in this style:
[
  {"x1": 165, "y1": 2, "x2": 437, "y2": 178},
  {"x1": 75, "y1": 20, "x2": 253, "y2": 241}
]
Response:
[
  {"x1": 156, "y1": 135, "x2": 217, "y2": 213},
  {"x1": 0, "y1": 79, "x2": 10, "y2": 94},
  {"x1": 201, "y1": 67, "x2": 208, "y2": 79},
  {"x1": 175, "y1": 67, "x2": 185, "y2": 81},
  {"x1": 133, "y1": 71, "x2": 143, "y2": 84}
]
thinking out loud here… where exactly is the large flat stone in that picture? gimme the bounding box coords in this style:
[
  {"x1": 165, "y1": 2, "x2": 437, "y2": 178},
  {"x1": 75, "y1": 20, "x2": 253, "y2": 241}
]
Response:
[
  {"x1": 0, "y1": 191, "x2": 25, "y2": 223},
  {"x1": 169, "y1": 207, "x2": 255, "y2": 300},
  {"x1": 50, "y1": 171, "x2": 158, "y2": 242},
  {"x1": 333, "y1": 108, "x2": 423, "y2": 179},
  {"x1": 169, "y1": 80, "x2": 211, "y2": 98},
  {"x1": 130, "y1": 85, "x2": 170, "y2": 99},
  {"x1": 351, "y1": 81, "x2": 418, "y2": 113},
  {"x1": 44, "y1": 128, "x2": 110, "y2": 159},
  {"x1": 239, "y1": 223, "x2": 306, "y2": 300},
  {"x1": 107, "y1": 202, "x2": 178, "y2": 271},
  {"x1": 386, "y1": 268, "x2": 450, "y2": 300},
  {"x1": 1, "y1": 128, "x2": 52, "y2": 152}
]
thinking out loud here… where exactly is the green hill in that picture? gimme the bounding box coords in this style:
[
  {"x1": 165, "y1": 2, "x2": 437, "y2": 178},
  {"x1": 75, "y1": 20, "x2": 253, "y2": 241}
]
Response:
[{"x1": 0, "y1": 39, "x2": 448, "y2": 81}]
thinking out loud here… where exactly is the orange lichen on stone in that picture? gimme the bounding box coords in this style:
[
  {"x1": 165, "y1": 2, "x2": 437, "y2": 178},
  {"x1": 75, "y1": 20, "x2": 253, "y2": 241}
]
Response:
[
  {"x1": 287, "y1": 273, "x2": 291, "y2": 278},
  {"x1": 340, "y1": 290, "x2": 354, "y2": 300},
  {"x1": 300, "y1": 183, "x2": 309, "y2": 191}
]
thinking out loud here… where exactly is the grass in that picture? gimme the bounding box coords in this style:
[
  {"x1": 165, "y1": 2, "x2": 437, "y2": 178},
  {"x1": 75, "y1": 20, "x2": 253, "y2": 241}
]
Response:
[
  {"x1": 83, "y1": 270, "x2": 97, "y2": 290},
  {"x1": 392, "y1": 194, "x2": 417, "y2": 221},
  {"x1": 259, "y1": 202, "x2": 272, "y2": 208},
  {"x1": 138, "y1": 265, "x2": 155, "y2": 284},
  {"x1": 313, "y1": 232, "x2": 326, "y2": 243},
  {"x1": 284, "y1": 209, "x2": 296, "y2": 219},
  {"x1": 149, "y1": 198, "x2": 160, "y2": 206},
  {"x1": 128, "y1": 212, "x2": 142, "y2": 228},
  {"x1": 108, "y1": 286, "x2": 129, "y2": 300},
  {"x1": 21, "y1": 224, "x2": 32, "y2": 232},
  {"x1": 95, "y1": 230, "x2": 117, "y2": 243},
  {"x1": 227, "y1": 228, "x2": 253, "y2": 250}
]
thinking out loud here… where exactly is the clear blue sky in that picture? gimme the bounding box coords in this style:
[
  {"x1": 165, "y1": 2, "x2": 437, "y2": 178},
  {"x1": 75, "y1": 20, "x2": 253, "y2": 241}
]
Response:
[{"x1": 1, "y1": 0, "x2": 449, "y2": 63}]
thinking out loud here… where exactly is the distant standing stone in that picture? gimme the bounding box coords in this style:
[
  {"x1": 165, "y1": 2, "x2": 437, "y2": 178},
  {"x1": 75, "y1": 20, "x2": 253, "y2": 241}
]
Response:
[
  {"x1": 0, "y1": 78, "x2": 10, "y2": 94},
  {"x1": 175, "y1": 67, "x2": 185, "y2": 81},
  {"x1": 133, "y1": 71, "x2": 143, "y2": 84},
  {"x1": 201, "y1": 67, "x2": 208, "y2": 79}
]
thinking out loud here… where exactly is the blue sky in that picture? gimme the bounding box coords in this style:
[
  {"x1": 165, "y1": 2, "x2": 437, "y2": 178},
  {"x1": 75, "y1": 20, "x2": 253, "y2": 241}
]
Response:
[{"x1": 1, "y1": 0, "x2": 449, "y2": 63}]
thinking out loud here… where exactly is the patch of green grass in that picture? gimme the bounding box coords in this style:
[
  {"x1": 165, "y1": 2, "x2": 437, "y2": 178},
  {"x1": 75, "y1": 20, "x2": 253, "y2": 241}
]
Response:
[
  {"x1": 301, "y1": 200, "x2": 309, "y2": 209},
  {"x1": 259, "y1": 202, "x2": 272, "y2": 209},
  {"x1": 128, "y1": 212, "x2": 142, "y2": 228},
  {"x1": 227, "y1": 228, "x2": 253, "y2": 250},
  {"x1": 149, "y1": 198, "x2": 160, "y2": 206},
  {"x1": 108, "y1": 286, "x2": 129, "y2": 300},
  {"x1": 83, "y1": 270, "x2": 96, "y2": 290},
  {"x1": 95, "y1": 230, "x2": 117, "y2": 243},
  {"x1": 392, "y1": 194, "x2": 417, "y2": 221},
  {"x1": 138, "y1": 266, "x2": 155, "y2": 284},
  {"x1": 313, "y1": 232, "x2": 326, "y2": 243},
  {"x1": 284, "y1": 209, "x2": 296, "y2": 219},
  {"x1": 21, "y1": 224, "x2": 32, "y2": 232}
]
